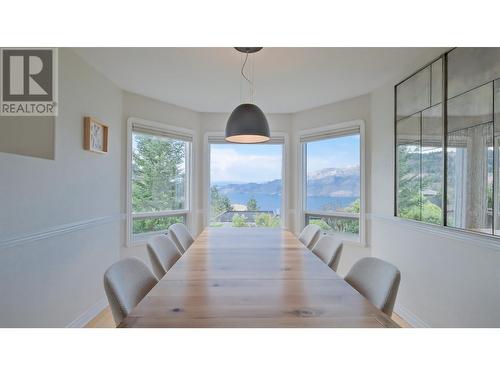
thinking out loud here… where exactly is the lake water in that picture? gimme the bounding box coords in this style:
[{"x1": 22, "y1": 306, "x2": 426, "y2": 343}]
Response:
[{"x1": 225, "y1": 192, "x2": 358, "y2": 213}]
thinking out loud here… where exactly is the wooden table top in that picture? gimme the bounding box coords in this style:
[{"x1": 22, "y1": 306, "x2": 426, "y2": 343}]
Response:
[{"x1": 119, "y1": 228, "x2": 398, "y2": 328}]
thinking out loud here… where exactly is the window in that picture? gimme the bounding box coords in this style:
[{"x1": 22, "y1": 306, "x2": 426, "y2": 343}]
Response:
[
  {"x1": 300, "y1": 122, "x2": 364, "y2": 243},
  {"x1": 127, "y1": 119, "x2": 193, "y2": 244},
  {"x1": 395, "y1": 47, "x2": 500, "y2": 237},
  {"x1": 395, "y1": 59, "x2": 444, "y2": 225},
  {"x1": 207, "y1": 135, "x2": 285, "y2": 228}
]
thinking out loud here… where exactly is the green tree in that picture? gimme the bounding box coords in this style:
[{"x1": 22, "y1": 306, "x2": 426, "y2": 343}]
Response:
[
  {"x1": 397, "y1": 145, "x2": 442, "y2": 224},
  {"x1": 232, "y1": 213, "x2": 248, "y2": 227},
  {"x1": 397, "y1": 145, "x2": 422, "y2": 218},
  {"x1": 210, "y1": 186, "x2": 232, "y2": 220},
  {"x1": 132, "y1": 134, "x2": 186, "y2": 233},
  {"x1": 345, "y1": 198, "x2": 360, "y2": 214},
  {"x1": 309, "y1": 218, "x2": 333, "y2": 231},
  {"x1": 310, "y1": 216, "x2": 359, "y2": 235},
  {"x1": 133, "y1": 216, "x2": 184, "y2": 234},
  {"x1": 421, "y1": 201, "x2": 442, "y2": 225},
  {"x1": 246, "y1": 197, "x2": 259, "y2": 211}
]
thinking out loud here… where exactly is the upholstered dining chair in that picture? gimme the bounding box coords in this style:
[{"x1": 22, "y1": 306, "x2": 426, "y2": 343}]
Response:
[
  {"x1": 147, "y1": 234, "x2": 182, "y2": 279},
  {"x1": 103, "y1": 257, "x2": 158, "y2": 326},
  {"x1": 168, "y1": 223, "x2": 194, "y2": 254},
  {"x1": 311, "y1": 235, "x2": 343, "y2": 272},
  {"x1": 298, "y1": 224, "x2": 321, "y2": 249},
  {"x1": 344, "y1": 257, "x2": 401, "y2": 316}
]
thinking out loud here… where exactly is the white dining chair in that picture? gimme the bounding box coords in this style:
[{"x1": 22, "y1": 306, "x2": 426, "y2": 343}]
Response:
[
  {"x1": 103, "y1": 257, "x2": 158, "y2": 326},
  {"x1": 311, "y1": 235, "x2": 343, "y2": 272},
  {"x1": 167, "y1": 231, "x2": 181, "y2": 253},
  {"x1": 147, "y1": 234, "x2": 182, "y2": 279},
  {"x1": 298, "y1": 224, "x2": 321, "y2": 249},
  {"x1": 344, "y1": 257, "x2": 401, "y2": 316},
  {"x1": 168, "y1": 223, "x2": 194, "y2": 254}
]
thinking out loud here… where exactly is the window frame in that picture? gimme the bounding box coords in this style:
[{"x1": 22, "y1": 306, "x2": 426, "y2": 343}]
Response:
[
  {"x1": 394, "y1": 48, "x2": 500, "y2": 240},
  {"x1": 126, "y1": 117, "x2": 195, "y2": 246},
  {"x1": 297, "y1": 120, "x2": 366, "y2": 246},
  {"x1": 203, "y1": 132, "x2": 289, "y2": 229},
  {"x1": 394, "y1": 54, "x2": 446, "y2": 228}
]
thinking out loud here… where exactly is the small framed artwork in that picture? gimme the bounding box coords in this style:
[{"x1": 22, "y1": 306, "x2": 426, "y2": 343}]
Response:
[{"x1": 84, "y1": 117, "x2": 108, "y2": 153}]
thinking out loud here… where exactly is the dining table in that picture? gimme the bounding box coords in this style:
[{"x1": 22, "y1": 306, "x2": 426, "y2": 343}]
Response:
[{"x1": 119, "y1": 227, "x2": 399, "y2": 328}]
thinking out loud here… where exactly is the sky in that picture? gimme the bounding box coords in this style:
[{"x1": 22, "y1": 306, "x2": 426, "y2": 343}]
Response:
[
  {"x1": 210, "y1": 144, "x2": 283, "y2": 183},
  {"x1": 210, "y1": 135, "x2": 360, "y2": 184},
  {"x1": 306, "y1": 134, "x2": 360, "y2": 174}
]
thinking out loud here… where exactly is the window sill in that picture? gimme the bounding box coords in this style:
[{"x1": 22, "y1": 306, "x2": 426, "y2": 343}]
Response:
[
  {"x1": 315, "y1": 230, "x2": 367, "y2": 248},
  {"x1": 128, "y1": 230, "x2": 168, "y2": 248}
]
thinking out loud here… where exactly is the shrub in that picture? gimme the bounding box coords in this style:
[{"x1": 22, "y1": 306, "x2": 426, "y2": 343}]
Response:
[
  {"x1": 255, "y1": 213, "x2": 280, "y2": 228},
  {"x1": 232, "y1": 213, "x2": 248, "y2": 227}
]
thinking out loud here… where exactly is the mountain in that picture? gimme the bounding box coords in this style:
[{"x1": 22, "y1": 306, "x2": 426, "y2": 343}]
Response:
[
  {"x1": 306, "y1": 166, "x2": 360, "y2": 197},
  {"x1": 216, "y1": 179, "x2": 282, "y2": 196},
  {"x1": 213, "y1": 166, "x2": 360, "y2": 198}
]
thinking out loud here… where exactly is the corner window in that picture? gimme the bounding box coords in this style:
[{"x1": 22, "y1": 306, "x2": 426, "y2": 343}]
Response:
[
  {"x1": 127, "y1": 119, "x2": 193, "y2": 244},
  {"x1": 300, "y1": 122, "x2": 364, "y2": 243}
]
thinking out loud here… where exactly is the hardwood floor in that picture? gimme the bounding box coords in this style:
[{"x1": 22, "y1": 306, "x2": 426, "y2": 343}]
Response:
[
  {"x1": 84, "y1": 306, "x2": 412, "y2": 328},
  {"x1": 85, "y1": 307, "x2": 115, "y2": 328},
  {"x1": 391, "y1": 313, "x2": 412, "y2": 328}
]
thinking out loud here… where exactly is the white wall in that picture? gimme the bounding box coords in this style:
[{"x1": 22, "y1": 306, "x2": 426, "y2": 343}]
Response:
[
  {"x1": 290, "y1": 95, "x2": 372, "y2": 275},
  {"x1": 370, "y1": 84, "x2": 500, "y2": 327},
  {"x1": 0, "y1": 49, "x2": 123, "y2": 327}
]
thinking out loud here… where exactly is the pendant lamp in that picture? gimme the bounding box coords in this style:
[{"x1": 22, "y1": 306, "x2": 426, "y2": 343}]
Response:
[{"x1": 225, "y1": 47, "x2": 270, "y2": 143}]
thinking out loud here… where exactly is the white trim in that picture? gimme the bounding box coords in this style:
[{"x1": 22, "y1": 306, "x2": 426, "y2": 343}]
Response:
[
  {"x1": 132, "y1": 209, "x2": 189, "y2": 219},
  {"x1": 369, "y1": 213, "x2": 500, "y2": 252},
  {"x1": 0, "y1": 214, "x2": 125, "y2": 250},
  {"x1": 203, "y1": 131, "x2": 289, "y2": 229},
  {"x1": 128, "y1": 117, "x2": 195, "y2": 140},
  {"x1": 66, "y1": 298, "x2": 108, "y2": 328},
  {"x1": 297, "y1": 119, "x2": 366, "y2": 245},
  {"x1": 393, "y1": 303, "x2": 431, "y2": 328},
  {"x1": 126, "y1": 117, "x2": 196, "y2": 247},
  {"x1": 297, "y1": 120, "x2": 363, "y2": 139},
  {"x1": 304, "y1": 210, "x2": 360, "y2": 218}
]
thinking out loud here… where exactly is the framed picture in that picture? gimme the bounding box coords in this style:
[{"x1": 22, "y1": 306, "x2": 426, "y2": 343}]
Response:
[{"x1": 84, "y1": 117, "x2": 108, "y2": 153}]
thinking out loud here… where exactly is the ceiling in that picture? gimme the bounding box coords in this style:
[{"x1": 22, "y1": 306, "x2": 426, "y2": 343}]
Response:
[{"x1": 74, "y1": 47, "x2": 448, "y2": 114}]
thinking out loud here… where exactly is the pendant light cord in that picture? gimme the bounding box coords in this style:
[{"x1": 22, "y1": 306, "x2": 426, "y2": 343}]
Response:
[{"x1": 240, "y1": 52, "x2": 254, "y2": 103}]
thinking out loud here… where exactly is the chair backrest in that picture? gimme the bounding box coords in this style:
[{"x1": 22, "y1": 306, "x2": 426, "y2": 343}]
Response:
[
  {"x1": 103, "y1": 257, "x2": 158, "y2": 326},
  {"x1": 298, "y1": 224, "x2": 321, "y2": 249},
  {"x1": 147, "y1": 234, "x2": 181, "y2": 279},
  {"x1": 311, "y1": 235, "x2": 343, "y2": 272},
  {"x1": 167, "y1": 231, "x2": 181, "y2": 253},
  {"x1": 147, "y1": 235, "x2": 182, "y2": 279},
  {"x1": 168, "y1": 223, "x2": 194, "y2": 254},
  {"x1": 344, "y1": 257, "x2": 401, "y2": 316}
]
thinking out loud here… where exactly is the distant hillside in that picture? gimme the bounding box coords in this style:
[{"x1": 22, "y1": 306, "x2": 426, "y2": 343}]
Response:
[
  {"x1": 306, "y1": 166, "x2": 360, "y2": 197},
  {"x1": 214, "y1": 166, "x2": 360, "y2": 198},
  {"x1": 216, "y1": 179, "x2": 282, "y2": 196}
]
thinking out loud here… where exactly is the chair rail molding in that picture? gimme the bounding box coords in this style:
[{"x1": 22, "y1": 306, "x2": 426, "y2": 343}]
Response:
[{"x1": 0, "y1": 214, "x2": 126, "y2": 250}]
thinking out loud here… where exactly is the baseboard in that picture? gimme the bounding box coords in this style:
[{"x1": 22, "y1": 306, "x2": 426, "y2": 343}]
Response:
[
  {"x1": 66, "y1": 298, "x2": 108, "y2": 328},
  {"x1": 394, "y1": 304, "x2": 431, "y2": 328}
]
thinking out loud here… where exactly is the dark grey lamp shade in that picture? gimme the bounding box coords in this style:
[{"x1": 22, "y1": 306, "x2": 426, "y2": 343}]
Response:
[{"x1": 225, "y1": 103, "x2": 270, "y2": 143}]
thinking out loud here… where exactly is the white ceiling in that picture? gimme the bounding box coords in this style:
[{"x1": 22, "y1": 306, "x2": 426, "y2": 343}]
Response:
[{"x1": 74, "y1": 47, "x2": 447, "y2": 114}]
